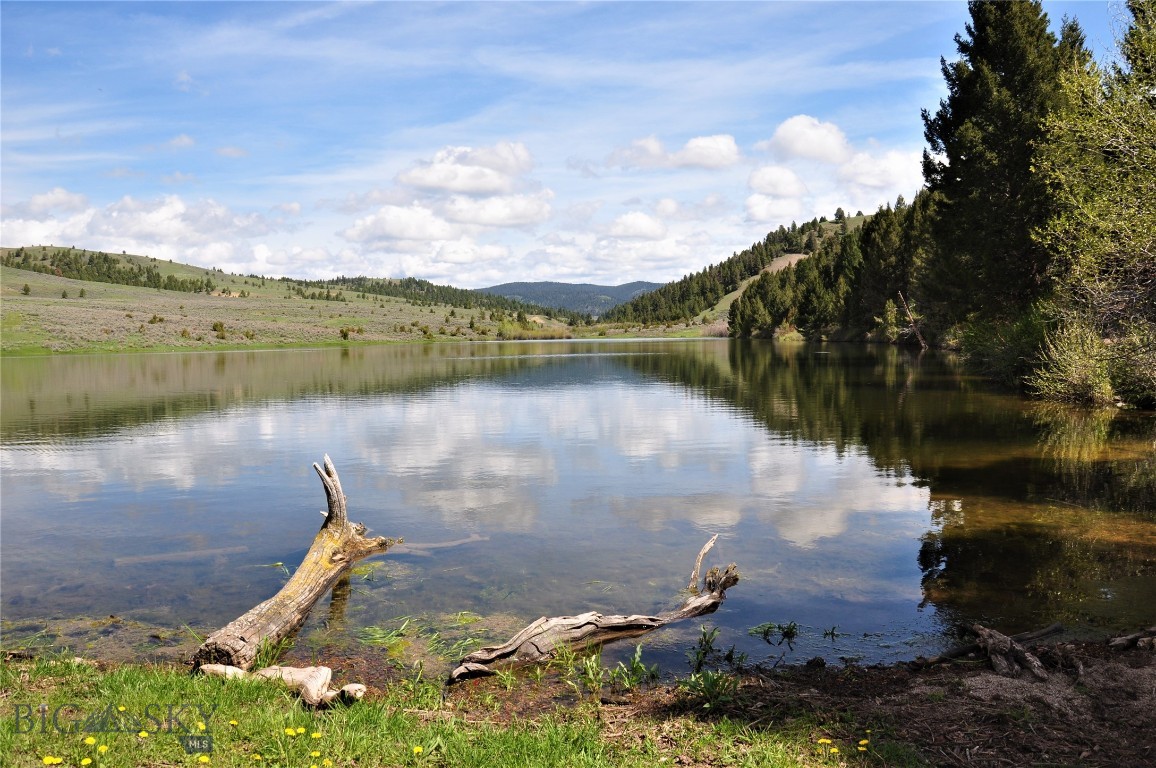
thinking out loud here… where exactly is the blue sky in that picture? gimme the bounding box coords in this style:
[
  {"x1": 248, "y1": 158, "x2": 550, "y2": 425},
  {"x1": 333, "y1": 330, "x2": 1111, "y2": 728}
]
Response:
[{"x1": 1, "y1": 1, "x2": 1123, "y2": 288}]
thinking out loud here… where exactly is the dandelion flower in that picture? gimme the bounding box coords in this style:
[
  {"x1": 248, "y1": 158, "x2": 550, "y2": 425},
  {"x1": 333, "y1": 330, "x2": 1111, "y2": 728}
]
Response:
[
  {"x1": 817, "y1": 738, "x2": 832, "y2": 744},
  {"x1": 323, "y1": 760, "x2": 333, "y2": 767},
  {"x1": 252, "y1": 754, "x2": 263, "y2": 761},
  {"x1": 117, "y1": 706, "x2": 126, "y2": 712},
  {"x1": 138, "y1": 730, "x2": 149, "y2": 738},
  {"x1": 198, "y1": 757, "x2": 210, "y2": 764},
  {"x1": 197, "y1": 721, "x2": 207, "y2": 731},
  {"x1": 311, "y1": 751, "x2": 321, "y2": 758},
  {"x1": 42, "y1": 758, "x2": 59, "y2": 766},
  {"x1": 98, "y1": 745, "x2": 109, "y2": 754},
  {"x1": 81, "y1": 760, "x2": 93, "y2": 766},
  {"x1": 859, "y1": 739, "x2": 869, "y2": 745},
  {"x1": 84, "y1": 736, "x2": 96, "y2": 746},
  {"x1": 830, "y1": 747, "x2": 840, "y2": 754},
  {"x1": 311, "y1": 731, "x2": 322, "y2": 739},
  {"x1": 296, "y1": 726, "x2": 306, "y2": 734},
  {"x1": 285, "y1": 727, "x2": 298, "y2": 736},
  {"x1": 858, "y1": 746, "x2": 868, "y2": 752},
  {"x1": 414, "y1": 745, "x2": 424, "y2": 755}
]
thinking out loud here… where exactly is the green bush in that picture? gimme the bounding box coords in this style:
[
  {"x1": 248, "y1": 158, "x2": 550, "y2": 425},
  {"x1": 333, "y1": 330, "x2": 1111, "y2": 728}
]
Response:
[
  {"x1": 960, "y1": 304, "x2": 1049, "y2": 389},
  {"x1": 1028, "y1": 320, "x2": 1115, "y2": 405}
]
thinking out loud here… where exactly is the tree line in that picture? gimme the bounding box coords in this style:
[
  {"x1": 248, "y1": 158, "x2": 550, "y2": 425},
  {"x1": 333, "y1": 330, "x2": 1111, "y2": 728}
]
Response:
[
  {"x1": 3, "y1": 247, "x2": 217, "y2": 294},
  {"x1": 729, "y1": 0, "x2": 1154, "y2": 408}
]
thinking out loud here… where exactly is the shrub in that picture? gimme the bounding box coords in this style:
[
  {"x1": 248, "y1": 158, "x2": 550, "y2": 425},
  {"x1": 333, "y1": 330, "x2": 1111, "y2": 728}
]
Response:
[{"x1": 1028, "y1": 320, "x2": 1114, "y2": 405}]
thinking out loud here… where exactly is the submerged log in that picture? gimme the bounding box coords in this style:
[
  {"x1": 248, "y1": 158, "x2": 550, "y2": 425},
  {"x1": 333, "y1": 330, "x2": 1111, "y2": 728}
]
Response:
[
  {"x1": 192, "y1": 456, "x2": 398, "y2": 671},
  {"x1": 448, "y1": 538, "x2": 739, "y2": 683}
]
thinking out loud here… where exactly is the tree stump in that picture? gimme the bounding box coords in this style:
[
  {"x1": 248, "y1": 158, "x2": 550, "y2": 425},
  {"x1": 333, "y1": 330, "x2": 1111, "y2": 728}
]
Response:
[{"x1": 192, "y1": 456, "x2": 398, "y2": 670}]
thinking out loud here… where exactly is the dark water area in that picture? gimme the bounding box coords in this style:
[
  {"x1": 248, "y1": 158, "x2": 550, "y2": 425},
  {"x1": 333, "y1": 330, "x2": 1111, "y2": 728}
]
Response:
[{"x1": 2, "y1": 340, "x2": 1153, "y2": 671}]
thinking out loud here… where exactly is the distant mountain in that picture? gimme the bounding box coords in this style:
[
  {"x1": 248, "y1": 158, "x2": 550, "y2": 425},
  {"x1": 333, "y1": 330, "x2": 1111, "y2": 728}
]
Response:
[{"x1": 476, "y1": 280, "x2": 661, "y2": 316}]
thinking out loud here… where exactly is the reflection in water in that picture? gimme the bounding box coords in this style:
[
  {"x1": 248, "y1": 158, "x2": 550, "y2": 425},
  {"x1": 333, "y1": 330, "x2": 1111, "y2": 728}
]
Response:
[{"x1": 2, "y1": 341, "x2": 1154, "y2": 668}]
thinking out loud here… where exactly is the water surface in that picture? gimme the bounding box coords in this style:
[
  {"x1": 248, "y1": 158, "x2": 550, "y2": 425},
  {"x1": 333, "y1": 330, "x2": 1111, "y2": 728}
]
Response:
[{"x1": 2, "y1": 341, "x2": 1153, "y2": 669}]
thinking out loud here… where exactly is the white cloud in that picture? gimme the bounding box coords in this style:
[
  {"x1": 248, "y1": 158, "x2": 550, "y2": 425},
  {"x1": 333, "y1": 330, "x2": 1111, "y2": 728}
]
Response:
[
  {"x1": 609, "y1": 211, "x2": 667, "y2": 240},
  {"x1": 758, "y1": 115, "x2": 851, "y2": 164},
  {"x1": 168, "y1": 134, "x2": 195, "y2": 149},
  {"x1": 174, "y1": 71, "x2": 194, "y2": 92},
  {"x1": 671, "y1": 134, "x2": 741, "y2": 169},
  {"x1": 398, "y1": 141, "x2": 534, "y2": 194},
  {"x1": 28, "y1": 187, "x2": 89, "y2": 214},
  {"x1": 745, "y1": 194, "x2": 805, "y2": 224},
  {"x1": 838, "y1": 148, "x2": 923, "y2": 192},
  {"x1": 608, "y1": 134, "x2": 741, "y2": 169},
  {"x1": 216, "y1": 146, "x2": 248, "y2": 158},
  {"x1": 161, "y1": 171, "x2": 197, "y2": 185},
  {"x1": 442, "y1": 192, "x2": 552, "y2": 227},
  {"x1": 748, "y1": 166, "x2": 807, "y2": 197},
  {"x1": 342, "y1": 203, "x2": 459, "y2": 243}
]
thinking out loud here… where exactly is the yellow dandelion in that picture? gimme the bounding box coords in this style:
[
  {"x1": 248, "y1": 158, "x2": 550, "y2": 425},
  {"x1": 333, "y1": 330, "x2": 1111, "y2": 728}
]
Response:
[
  {"x1": 138, "y1": 730, "x2": 149, "y2": 738},
  {"x1": 311, "y1": 751, "x2": 321, "y2": 758},
  {"x1": 98, "y1": 745, "x2": 109, "y2": 754},
  {"x1": 858, "y1": 746, "x2": 868, "y2": 752},
  {"x1": 830, "y1": 747, "x2": 840, "y2": 754},
  {"x1": 117, "y1": 706, "x2": 126, "y2": 712},
  {"x1": 414, "y1": 745, "x2": 424, "y2": 755},
  {"x1": 296, "y1": 726, "x2": 306, "y2": 734},
  {"x1": 817, "y1": 738, "x2": 832, "y2": 744},
  {"x1": 230, "y1": 719, "x2": 239, "y2": 726},
  {"x1": 311, "y1": 731, "x2": 322, "y2": 739},
  {"x1": 84, "y1": 736, "x2": 96, "y2": 746},
  {"x1": 323, "y1": 760, "x2": 333, "y2": 767},
  {"x1": 285, "y1": 727, "x2": 298, "y2": 736},
  {"x1": 198, "y1": 757, "x2": 210, "y2": 764},
  {"x1": 42, "y1": 758, "x2": 58, "y2": 766},
  {"x1": 197, "y1": 721, "x2": 207, "y2": 731},
  {"x1": 859, "y1": 738, "x2": 869, "y2": 745},
  {"x1": 81, "y1": 760, "x2": 93, "y2": 766},
  {"x1": 252, "y1": 754, "x2": 263, "y2": 761}
]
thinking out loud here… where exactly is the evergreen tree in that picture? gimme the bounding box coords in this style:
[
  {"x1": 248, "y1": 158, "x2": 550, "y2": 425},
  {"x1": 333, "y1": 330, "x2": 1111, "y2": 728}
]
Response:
[{"x1": 921, "y1": 1, "x2": 1086, "y2": 322}]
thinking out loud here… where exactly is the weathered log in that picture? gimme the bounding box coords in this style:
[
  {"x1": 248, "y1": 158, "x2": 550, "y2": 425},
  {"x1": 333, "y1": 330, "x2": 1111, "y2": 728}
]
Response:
[
  {"x1": 448, "y1": 540, "x2": 739, "y2": 683},
  {"x1": 971, "y1": 624, "x2": 1049, "y2": 680},
  {"x1": 911, "y1": 622, "x2": 1064, "y2": 669},
  {"x1": 1107, "y1": 625, "x2": 1156, "y2": 650},
  {"x1": 192, "y1": 456, "x2": 398, "y2": 671}
]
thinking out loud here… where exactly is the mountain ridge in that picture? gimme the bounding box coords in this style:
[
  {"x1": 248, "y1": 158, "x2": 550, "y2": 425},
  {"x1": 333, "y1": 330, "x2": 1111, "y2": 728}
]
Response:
[{"x1": 477, "y1": 280, "x2": 661, "y2": 316}]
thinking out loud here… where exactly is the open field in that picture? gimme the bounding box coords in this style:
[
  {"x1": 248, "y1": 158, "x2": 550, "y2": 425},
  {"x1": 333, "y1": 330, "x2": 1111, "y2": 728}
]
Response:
[{"x1": 0, "y1": 264, "x2": 581, "y2": 355}]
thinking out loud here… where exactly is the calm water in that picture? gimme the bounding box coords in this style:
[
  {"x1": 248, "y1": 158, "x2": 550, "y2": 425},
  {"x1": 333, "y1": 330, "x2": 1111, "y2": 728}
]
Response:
[{"x1": 2, "y1": 340, "x2": 1154, "y2": 669}]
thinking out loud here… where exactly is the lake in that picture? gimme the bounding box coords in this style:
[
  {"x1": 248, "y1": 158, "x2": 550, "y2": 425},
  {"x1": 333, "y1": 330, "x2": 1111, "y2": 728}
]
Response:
[{"x1": 2, "y1": 340, "x2": 1154, "y2": 672}]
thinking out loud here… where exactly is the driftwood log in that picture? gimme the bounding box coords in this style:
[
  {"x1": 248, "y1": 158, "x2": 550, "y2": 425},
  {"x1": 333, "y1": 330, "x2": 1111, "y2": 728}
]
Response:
[
  {"x1": 192, "y1": 456, "x2": 398, "y2": 670},
  {"x1": 1108, "y1": 625, "x2": 1156, "y2": 651},
  {"x1": 971, "y1": 624, "x2": 1049, "y2": 680},
  {"x1": 448, "y1": 536, "x2": 739, "y2": 683},
  {"x1": 911, "y1": 622, "x2": 1063, "y2": 669},
  {"x1": 199, "y1": 663, "x2": 366, "y2": 708}
]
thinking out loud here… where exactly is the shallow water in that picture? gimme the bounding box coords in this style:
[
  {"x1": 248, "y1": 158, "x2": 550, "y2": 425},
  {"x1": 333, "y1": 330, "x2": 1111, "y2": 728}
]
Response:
[{"x1": 2, "y1": 340, "x2": 1153, "y2": 670}]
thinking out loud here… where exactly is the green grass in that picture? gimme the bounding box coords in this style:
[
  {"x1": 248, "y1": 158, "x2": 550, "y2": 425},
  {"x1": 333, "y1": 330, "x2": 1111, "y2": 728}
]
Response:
[{"x1": 0, "y1": 652, "x2": 905, "y2": 767}]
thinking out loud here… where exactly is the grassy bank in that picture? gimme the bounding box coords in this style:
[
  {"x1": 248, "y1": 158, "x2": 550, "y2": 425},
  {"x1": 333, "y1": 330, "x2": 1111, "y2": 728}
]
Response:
[{"x1": 1, "y1": 651, "x2": 877, "y2": 768}]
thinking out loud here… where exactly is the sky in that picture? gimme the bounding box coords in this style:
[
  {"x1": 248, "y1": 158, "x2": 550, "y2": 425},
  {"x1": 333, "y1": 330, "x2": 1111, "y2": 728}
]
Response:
[{"x1": 0, "y1": 1, "x2": 1125, "y2": 289}]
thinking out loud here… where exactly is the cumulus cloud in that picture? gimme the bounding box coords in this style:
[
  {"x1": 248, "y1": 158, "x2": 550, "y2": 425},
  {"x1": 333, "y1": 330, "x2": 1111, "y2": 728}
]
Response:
[
  {"x1": 758, "y1": 115, "x2": 851, "y2": 164},
  {"x1": 609, "y1": 211, "x2": 667, "y2": 240},
  {"x1": 398, "y1": 141, "x2": 534, "y2": 194},
  {"x1": 342, "y1": 203, "x2": 459, "y2": 243},
  {"x1": 608, "y1": 134, "x2": 741, "y2": 169},
  {"x1": 28, "y1": 187, "x2": 89, "y2": 214},
  {"x1": 442, "y1": 192, "x2": 552, "y2": 227},
  {"x1": 748, "y1": 165, "x2": 807, "y2": 197},
  {"x1": 745, "y1": 114, "x2": 923, "y2": 225}
]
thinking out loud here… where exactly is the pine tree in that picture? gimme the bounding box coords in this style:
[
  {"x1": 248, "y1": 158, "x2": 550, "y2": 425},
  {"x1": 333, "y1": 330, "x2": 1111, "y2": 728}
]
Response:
[{"x1": 921, "y1": 1, "x2": 1086, "y2": 322}]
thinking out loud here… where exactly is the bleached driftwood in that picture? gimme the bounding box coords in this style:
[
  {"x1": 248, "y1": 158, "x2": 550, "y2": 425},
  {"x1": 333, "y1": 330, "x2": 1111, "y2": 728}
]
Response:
[
  {"x1": 192, "y1": 456, "x2": 399, "y2": 671},
  {"x1": 199, "y1": 663, "x2": 366, "y2": 708},
  {"x1": 448, "y1": 538, "x2": 739, "y2": 683}
]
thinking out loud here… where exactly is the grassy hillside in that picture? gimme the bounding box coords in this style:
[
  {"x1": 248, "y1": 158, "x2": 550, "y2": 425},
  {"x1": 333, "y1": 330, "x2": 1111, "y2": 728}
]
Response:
[{"x1": 0, "y1": 248, "x2": 578, "y2": 354}]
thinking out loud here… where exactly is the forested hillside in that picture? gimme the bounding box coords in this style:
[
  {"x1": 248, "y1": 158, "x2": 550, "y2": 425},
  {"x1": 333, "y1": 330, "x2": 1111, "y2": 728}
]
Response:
[
  {"x1": 602, "y1": 217, "x2": 842, "y2": 324},
  {"x1": 730, "y1": 0, "x2": 1155, "y2": 408},
  {"x1": 477, "y1": 280, "x2": 660, "y2": 315}
]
